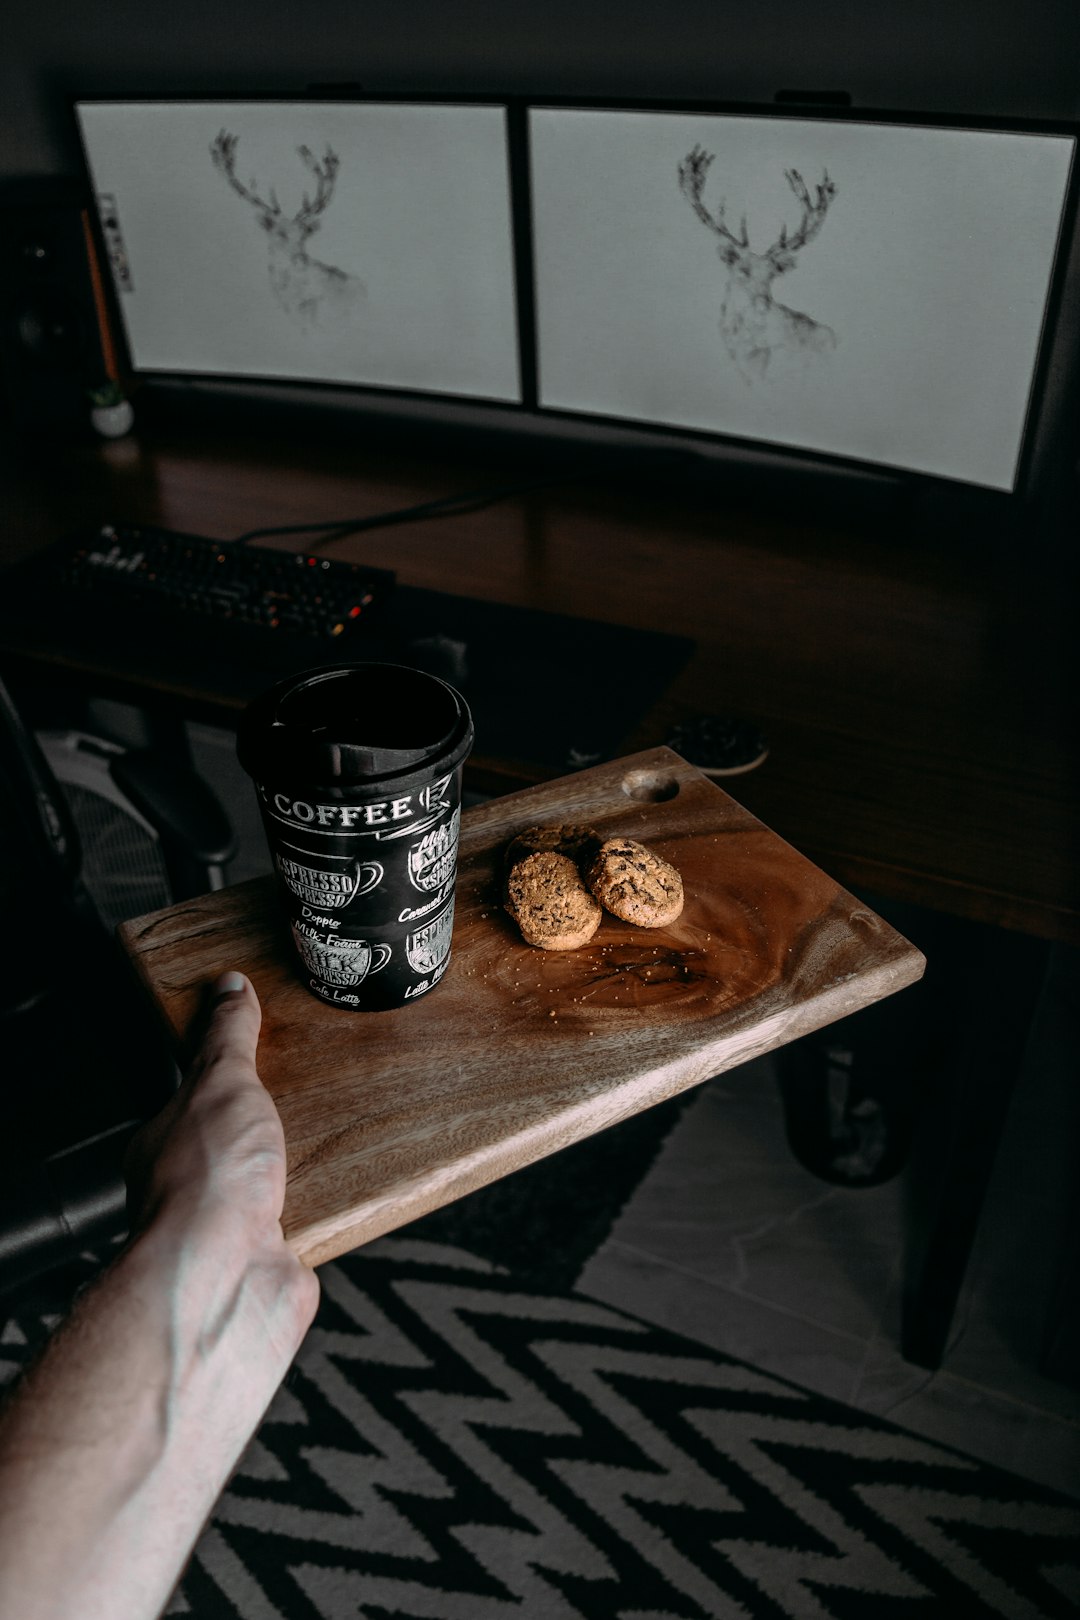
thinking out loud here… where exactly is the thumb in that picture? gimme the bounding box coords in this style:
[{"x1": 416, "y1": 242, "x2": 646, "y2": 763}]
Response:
[
  {"x1": 192, "y1": 970, "x2": 263, "y2": 1079},
  {"x1": 124, "y1": 971, "x2": 266, "y2": 1228}
]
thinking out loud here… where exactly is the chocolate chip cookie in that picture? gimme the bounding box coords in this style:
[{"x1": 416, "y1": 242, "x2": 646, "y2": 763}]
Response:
[
  {"x1": 586, "y1": 837, "x2": 684, "y2": 928},
  {"x1": 504, "y1": 822, "x2": 602, "y2": 871},
  {"x1": 504, "y1": 850, "x2": 603, "y2": 950}
]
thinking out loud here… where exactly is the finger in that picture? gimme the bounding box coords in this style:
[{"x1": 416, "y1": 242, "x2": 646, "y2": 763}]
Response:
[{"x1": 191, "y1": 970, "x2": 263, "y2": 1078}]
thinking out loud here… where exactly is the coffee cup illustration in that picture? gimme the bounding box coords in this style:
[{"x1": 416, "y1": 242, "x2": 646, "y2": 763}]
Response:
[
  {"x1": 276, "y1": 852, "x2": 383, "y2": 909},
  {"x1": 406, "y1": 898, "x2": 455, "y2": 977},
  {"x1": 292, "y1": 926, "x2": 392, "y2": 987},
  {"x1": 407, "y1": 809, "x2": 460, "y2": 895}
]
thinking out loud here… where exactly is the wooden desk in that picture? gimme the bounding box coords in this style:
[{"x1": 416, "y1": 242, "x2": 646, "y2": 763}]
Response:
[
  {"x1": 2, "y1": 421, "x2": 1076, "y2": 942},
  {"x1": 2, "y1": 416, "x2": 1076, "y2": 1366}
]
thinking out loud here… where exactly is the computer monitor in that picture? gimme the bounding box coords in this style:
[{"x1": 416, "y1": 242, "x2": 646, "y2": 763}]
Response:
[
  {"x1": 527, "y1": 104, "x2": 1077, "y2": 495},
  {"x1": 74, "y1": 95, "x2": 1078, "y2": 509},
  {"x1": 74, "y1": 98, "x2": 522, "y2": 405}
]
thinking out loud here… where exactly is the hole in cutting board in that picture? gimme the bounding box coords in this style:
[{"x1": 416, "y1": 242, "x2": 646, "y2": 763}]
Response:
[{"x1": 621, "y1": 768, "x2": 680, "y2": 802}]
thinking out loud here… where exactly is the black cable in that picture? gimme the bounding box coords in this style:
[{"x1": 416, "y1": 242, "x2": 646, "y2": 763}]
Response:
[{"x1": 230, "y1": 479, "x2": 556, "y2": 547}]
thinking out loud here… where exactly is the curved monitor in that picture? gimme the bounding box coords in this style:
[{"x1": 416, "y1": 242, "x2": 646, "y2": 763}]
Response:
[
  {"x1": 527, "y1": 105, "x2": 1076, "y2": 494},
  {"x1": 75, "y1": 96, "x2": 1077, "y2": 503}
]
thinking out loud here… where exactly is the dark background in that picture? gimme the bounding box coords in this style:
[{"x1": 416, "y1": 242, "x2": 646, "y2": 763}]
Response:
[{"x1": 3, "y1": 1, "x2": 1078, "y2": 185}]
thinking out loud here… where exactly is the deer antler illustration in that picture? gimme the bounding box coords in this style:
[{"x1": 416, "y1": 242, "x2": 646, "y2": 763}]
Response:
[
  {"x1": 293, "y1": 143, "x2": 340, "y2": 228},
  {"x1": 773, "y1": 168, "x2": 837, "y2": 256},
  {"x1": 678, "y1": 145, "x2": 838, "y2": 381},
  {"x1": 210, "y1": 130, "x2": 363, "y2": 326},
  {"x1": 677, "y1": 145, "x2": 749, "y2": 249}
]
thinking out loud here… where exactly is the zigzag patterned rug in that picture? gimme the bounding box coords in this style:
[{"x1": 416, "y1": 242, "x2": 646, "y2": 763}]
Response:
[{"x1": 8, "y1": 1236, "x2": 1076, "y2": 1620}]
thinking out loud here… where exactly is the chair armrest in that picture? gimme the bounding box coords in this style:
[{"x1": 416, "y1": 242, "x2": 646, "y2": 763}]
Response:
[
  {"x1": 109, "y1": 747, "x2": 238, "y2": 901},
  {"x1": 0, "y1": 1120, "x2": 138, "y2": 1299}
]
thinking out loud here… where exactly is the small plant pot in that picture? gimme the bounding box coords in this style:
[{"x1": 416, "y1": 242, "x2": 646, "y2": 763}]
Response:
[{"x1": 90, "y1": 398, "x2": 135, "y2": 439}]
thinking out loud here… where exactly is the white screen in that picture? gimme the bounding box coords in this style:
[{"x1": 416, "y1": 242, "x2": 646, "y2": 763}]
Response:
[
  {"x1": 77, "y1": 100, "x2": 522, "y2": 404},
  {"x1": 529, "y1": 108, "x2": 1075, "y2": 491}
]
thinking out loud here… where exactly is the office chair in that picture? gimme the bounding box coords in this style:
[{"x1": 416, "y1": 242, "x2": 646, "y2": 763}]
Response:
[{"x1": 0, "y1": 674, "x2": 236, "y2": 1300}]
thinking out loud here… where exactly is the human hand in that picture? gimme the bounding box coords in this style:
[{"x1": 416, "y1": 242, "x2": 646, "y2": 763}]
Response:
[
  {"x1": 125, "y1": 970, "x2": 319, "y2": 1345},
  {"x1": 0, "y1": 974, "x2": 319, "y2": 1620}
]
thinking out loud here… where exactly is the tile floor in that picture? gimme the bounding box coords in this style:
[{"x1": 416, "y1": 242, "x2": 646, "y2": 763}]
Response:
[
  {"x1": 189, "y1": 722, "x2": 1080, "y2": 1503},
  {"x1": 578, "y1": 951, "x2": 1080, "y2": 1501}
]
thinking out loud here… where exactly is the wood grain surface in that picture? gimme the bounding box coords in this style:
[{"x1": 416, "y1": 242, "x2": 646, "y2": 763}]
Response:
[{"x1": 119, "y1": 748, "x2": 925, "y2": 1267}]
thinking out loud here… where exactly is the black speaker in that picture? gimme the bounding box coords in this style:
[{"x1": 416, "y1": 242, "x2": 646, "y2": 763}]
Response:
[{"x1": 0, "y1": 178, "x2": 118, "y2": 433}]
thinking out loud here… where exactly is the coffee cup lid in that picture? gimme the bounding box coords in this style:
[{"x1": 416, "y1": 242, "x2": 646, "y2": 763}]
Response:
[{"x1": 237, "y1": 663, "x2": 473, "y2": 786}]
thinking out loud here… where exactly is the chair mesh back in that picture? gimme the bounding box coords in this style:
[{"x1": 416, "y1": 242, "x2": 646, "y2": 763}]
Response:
[
  {"x1": 61, "y1": 782, "x2": 171, "y2": 932},
  {"x1": 37, "y1": 732, "x2": 173, "y2": 932}
]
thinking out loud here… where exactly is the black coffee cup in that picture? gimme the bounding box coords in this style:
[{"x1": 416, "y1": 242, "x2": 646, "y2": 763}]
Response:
[{"x1": 237, "y1": 663, "x2": 473, "y2": 1011}]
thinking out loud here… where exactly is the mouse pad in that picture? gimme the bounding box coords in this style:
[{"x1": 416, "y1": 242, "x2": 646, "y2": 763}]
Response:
[{"x1": 386, "y1": 586, "x2": 694, "y2": 771}]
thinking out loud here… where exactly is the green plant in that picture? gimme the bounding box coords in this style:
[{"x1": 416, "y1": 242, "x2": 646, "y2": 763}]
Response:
[{"x1": 88, "y1": 380, "x2": 126, "y2": 409}]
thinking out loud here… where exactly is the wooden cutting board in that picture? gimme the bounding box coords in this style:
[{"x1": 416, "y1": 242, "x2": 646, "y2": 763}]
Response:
[{"x1": 119, "y1": 748, "x2": 924, "y2": 1266}]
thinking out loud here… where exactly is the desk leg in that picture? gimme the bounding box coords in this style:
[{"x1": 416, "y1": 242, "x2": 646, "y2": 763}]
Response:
[{"x1": 900, "y1": 925, "x2": 1051, "y2": 1370}]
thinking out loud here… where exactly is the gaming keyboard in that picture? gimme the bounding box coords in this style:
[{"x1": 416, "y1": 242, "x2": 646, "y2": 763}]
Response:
[
  {"x1": 0, "y1": 518, "x2": 694, "y2": 772},
  {"x1": 51, "y1": 523, "x2": 395, "y2": 643}
]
